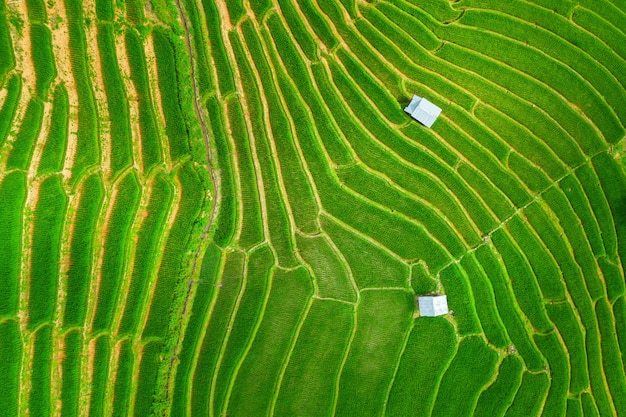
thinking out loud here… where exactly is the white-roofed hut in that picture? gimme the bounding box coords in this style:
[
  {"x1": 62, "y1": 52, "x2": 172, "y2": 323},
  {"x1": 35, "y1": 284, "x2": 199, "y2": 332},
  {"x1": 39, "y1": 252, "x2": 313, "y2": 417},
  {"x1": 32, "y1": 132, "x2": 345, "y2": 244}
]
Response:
[
  {"x1": 404, "y1": 95, "x2": 442, "y2": 128},
  {"x1": 418, "y1": 295, "x2": 448, "y2": 317}
]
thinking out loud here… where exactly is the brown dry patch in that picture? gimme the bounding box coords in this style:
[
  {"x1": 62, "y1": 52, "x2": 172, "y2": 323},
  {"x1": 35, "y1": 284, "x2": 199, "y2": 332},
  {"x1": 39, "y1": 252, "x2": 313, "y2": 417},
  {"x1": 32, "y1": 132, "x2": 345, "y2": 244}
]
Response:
[
  {"x1": 27, "y1": 99, "x2": 53, "y2": 180},
  {"x1": 0, "y1": 6, "x2": 35, "y2": 170},
  {"x1": 47, "y1": 0, "x2": 80, "y2": 182},
  {"x1": 215, "y1": 0, "x2": 233, "y2": 31},
  {"x1": 116, "y1": 31, "x2": 145, "y2": 173},
  {"x1": 0, "y1": 87, "x2": 8, "y2": 105},
  {"x1": 18, "y1": 332, "x2": 35, "y2": 416}
]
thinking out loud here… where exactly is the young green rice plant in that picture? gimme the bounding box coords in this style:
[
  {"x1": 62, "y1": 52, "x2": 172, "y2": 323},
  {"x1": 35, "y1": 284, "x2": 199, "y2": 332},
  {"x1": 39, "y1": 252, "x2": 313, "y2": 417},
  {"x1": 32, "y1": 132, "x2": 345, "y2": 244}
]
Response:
[
  {"x1": 200, "y1": 0, "x2": 234, "y2": 94},
  {"x1": 324, "y1": 61, "x2": 481, "y2": 249},
  {"x1": 461, "y1": 253, "x2": 510, "y2": 348},
  {"x1": 596, "y1": 298, "x2": 626, "y2": 415},
  {"x1": 29, "y1": 325, "x2": 51, "y2": 417},
  {"x1": 492, "y1": 229, "x2": 553, "y2": 333},
  {"x1": 534, "y1": 332, "x2": 569, "y2": 417},
  {"x1": 275, "y1": 0, "x2": 318, "y2": 61},
  {"x1": 440, "y1": 263, "x2": 482, "y2": 336},
  {"x1": 597, "y1": 256, "x2": 624, "y2": 303},
  {"x1": 503, "y1": 371, "x2": 549, "y2": 417},
  {"x1": 171, "y1": 243, "x2": 223, "y2": 417},
  {"x1": 475, "y1": 245, "x2": 546, "y2": 372},
  {"x1": 94, "y1": 0, "x2": 113, "y2": 21},
  {"x1": 38, "y1": 84, "x2": 69, "y2": 175},
  {"x1": 248, "y1": 0, "x2": 271, "y2": 19},
  {"x1": 0, "y1": 0, "x2": 14, "y2": 80},
  {"x1": 152, "y1": 27, "x2": 191, "y2": 161},
  {"x1": 581, "y1": 392, "x2": 600, "y2": 417},
  {"x1": 336, "y1": 290, "x2": 413, "y2": 417},
  {"x1": 613, "y1": 297, "x2": 626, "y2": 375},
  {"x1": 573, "y1": 8, "x2": 626, "y2": 84},
  {"x1": 586, "y1": 324, "x2": 615, "y2": 417},
  {"x1": 224, "y1": 0, "x2": 244, "y2": 25},
  {"x1": 297, "y1": 0, "x2": 337, "y2": 50},
  {"x1": 0, "y1": 171, "x2": 26, "y2": 317},
  {"x1": 0, "y1": 75, "x2": 21, "y2": 148},
  {"x1": 296, "y1": 234, "x2": 356, "y2": 302},
  {"x1": 476, "y1": 104, "x2": 566, "y2": 181},
  {"x1": 253, "y1": 24, "x2": 321, "y2": 234},
  {"x1": 0, "y1": 320, "x2": 20, "y2": 415},
  {"x1": 432, "y1": 104, "x2": 510, "y2": 165},
  {"x1": 559, "y1": 175, "x2": 605, "y2": 258},
  {"x1": 97, "y1": 24, "x2": 132, "y2": 176},
  {"x1": 125, "y1": 0, "x2": 144, "y2": 25},
  {"x1": 376, "y1": 2, "x2": 440, "y2": 50},
  {"x1": 206, "y1": 96, "x2": 236, "y2": 249},
  {"x1": 386, "y1": 318, "x2": 457, "y2": 417},
  {"x1": 63, "y1": 174, "x2": 104, "y2": 327},
  {"x1": 61, "y1": 331, "x2": 81, "y2": 417},
  {"x1": 442, "y1": 24, "x2": 624, "y2": 143},
  {"x1": 112, "y1": 341, "x2": 134, "y2": 417},
  {"x1": 567, "y1": 398, "x2": 583, "y2": 417},
  {"x1": 411, "y1": 262, "x2": 438, "y2": 295},
  {"x1": 545, "y1": 302, "x2": 589, "y2": 394},
  {"x1": 225, "y1": 98, "x2": 263, "y2": 249},
  {"x1": 337, "y1": 164, "x2": 466, "y2": 259},
  {"x1": 89, "y1": 336, "x2": 111, "y2": 417},
  {"x1": 6, "y1": 98, "x2": 44, "y2": 170},
  {"x1": 180, "y1": 0, "x2": 212, "y2": 96},
  {"x1": 431, "y1": 336, "x2": 498, "y2": 417},
  {"x1": 455, "y1": 10, "x2": 608, "y2": 156},
  {"x1": 226, "y1": 268, "x2": 313, "y2": 416},
  {"x1": 457, "y1": 162, "x2": 515, "y2": 221},
  {"x1": 66, "y1": 0, "x2": 99, "y2": 183},
  {"x1": 461, "y1": 6, "x2": 626, "y2": 137},
  {"x1": 142, "y1": 162, "x2": 206, "y2": 338},
  {"x1": 473, "y1": 355, "x2": 523, "y2": 417},
  {"x1": 273, "y1": 300, "x2": 353, "y2": 417},
  {"x1": 209, "y1": 245, "x2": 274, "y2": 416},
  {"x1": 506, "y1": 216, "x2": 566, "y2": 302},
  {"x1": 523, "y1": 202, "x2": 596, "y2": 325},
  {"x1": 134, "y1": 341, "x2": 163, "y2": 417},
  {"x1": 576, "y1": 164, "x2": 618, "y2": 260},
  {"x1": 29, "y1": 175, "x2": 67, "y2": 329},
  {"x1": 592, "y1": 153, "x2": 626, "y2": 272},
  {"x1": 118, "y1": 173, "x2": 173, "y2": 335},
  {"x1": 336, "y1": 47, "x2": 405, "y2": 125},
  {"x1": 25, "y1": 0, "x2": 46, "y2": 22},
  {"x1": 92, "y1": 171, "x2": 141, "y2": 331},
  {"x1": 189, "y1": 250, "x2": 244, "y2": 416},
  {"x1": 125, "y1": 29, "x2": 162, "y2": 172},
  {"x1": 321, "y1": 214, "x2": 409, "y2": 289},
  {"x1": 543, "y1": 188, "x2": 604, "y2": 301},
  {"x1": 30, "y1": 24, "x2": 56, "y2": 99}
]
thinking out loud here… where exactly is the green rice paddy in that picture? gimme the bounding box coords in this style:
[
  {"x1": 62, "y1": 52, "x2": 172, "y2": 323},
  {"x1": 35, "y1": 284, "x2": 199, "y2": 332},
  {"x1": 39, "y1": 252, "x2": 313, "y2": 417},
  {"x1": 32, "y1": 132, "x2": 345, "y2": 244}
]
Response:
[{"x1": 0, "y1": 0, "x2": 625, "y2": 415}]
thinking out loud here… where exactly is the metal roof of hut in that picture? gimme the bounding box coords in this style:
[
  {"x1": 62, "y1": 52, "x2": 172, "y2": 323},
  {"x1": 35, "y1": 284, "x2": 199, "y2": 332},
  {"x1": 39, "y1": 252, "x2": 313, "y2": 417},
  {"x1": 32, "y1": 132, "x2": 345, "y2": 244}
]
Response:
[
  {"x1": 418, "y1": 295, "x2": 448, "y2": 317},
  {"x1": 404, "y1": 95, "x2": 441, "y2": 128}
]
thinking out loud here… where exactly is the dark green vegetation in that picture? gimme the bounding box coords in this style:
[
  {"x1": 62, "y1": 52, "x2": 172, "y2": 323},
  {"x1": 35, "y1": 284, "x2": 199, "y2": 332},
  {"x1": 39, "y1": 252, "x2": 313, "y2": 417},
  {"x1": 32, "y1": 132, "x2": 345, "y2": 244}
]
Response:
[{"x1": 0, "y1": 0, "x2": 625, "y2": 415}]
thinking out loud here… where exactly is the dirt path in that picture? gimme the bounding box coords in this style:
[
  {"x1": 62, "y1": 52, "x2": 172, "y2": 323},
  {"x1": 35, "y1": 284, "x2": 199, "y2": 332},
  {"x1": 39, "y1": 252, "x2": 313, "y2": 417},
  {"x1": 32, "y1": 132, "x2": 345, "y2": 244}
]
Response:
[{"x1": 156, "y1": 0, "x2": 221, "y2": 407}]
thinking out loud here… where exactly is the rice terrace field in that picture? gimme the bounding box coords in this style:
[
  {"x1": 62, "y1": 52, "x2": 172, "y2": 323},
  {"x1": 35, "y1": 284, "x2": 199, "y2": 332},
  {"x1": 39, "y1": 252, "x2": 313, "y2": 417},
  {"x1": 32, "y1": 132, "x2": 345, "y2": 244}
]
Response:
[{"x1": 1, "y1": 0, "x2": 626, "y2": 415}]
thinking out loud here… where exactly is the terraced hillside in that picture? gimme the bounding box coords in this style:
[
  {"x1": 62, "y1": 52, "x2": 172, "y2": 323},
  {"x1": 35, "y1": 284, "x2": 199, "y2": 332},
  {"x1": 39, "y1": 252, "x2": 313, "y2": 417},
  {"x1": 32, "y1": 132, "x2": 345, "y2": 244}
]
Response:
[{"x1": 1, "y1": 0, "x2": 626, "y2": 415}]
